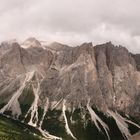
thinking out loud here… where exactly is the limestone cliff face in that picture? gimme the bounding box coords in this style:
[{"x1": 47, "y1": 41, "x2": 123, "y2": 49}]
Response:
[{"x1": 0, "y1": 39, "x2": 139, "y2": 119}]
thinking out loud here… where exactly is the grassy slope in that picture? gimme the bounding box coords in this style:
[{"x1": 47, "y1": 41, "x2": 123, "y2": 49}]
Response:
[{"x1": 0, "y1": 115, "x2": 42, "y2": 140}]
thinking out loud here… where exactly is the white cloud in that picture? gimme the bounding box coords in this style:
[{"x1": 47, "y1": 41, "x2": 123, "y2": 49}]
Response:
[{"x1": 0, "y1": 0, "x2": 140, "y2": 53}]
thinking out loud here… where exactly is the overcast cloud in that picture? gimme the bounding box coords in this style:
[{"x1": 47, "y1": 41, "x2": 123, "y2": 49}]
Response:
[{"x1": 0, "y1": 0, "x2": 140, "y2": 53}]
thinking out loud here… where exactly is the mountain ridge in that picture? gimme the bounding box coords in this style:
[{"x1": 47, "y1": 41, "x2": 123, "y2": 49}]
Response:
[{"x1": 0, "y1": 38, "x2": 140, "y2": 140}]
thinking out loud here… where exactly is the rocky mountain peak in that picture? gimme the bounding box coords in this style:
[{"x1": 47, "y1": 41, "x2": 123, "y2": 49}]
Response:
[{"x1": 21, "y1": 37, "x2": 41, "y2": 48}]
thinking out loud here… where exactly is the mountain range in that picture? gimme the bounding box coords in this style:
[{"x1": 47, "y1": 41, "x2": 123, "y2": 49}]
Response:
[{"x1": 0, "y1": 38, "x2": 139, "y2": 140}]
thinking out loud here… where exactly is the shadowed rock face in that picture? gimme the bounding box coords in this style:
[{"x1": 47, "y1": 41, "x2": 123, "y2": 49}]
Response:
[{"x1": 0, "y1": 39, "x2": 139, "y2": 119}]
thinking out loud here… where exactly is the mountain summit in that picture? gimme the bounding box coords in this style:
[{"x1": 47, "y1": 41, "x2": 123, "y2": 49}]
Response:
[{"x1": 21, "y1": 37, "x2": 41, "y2": 48}]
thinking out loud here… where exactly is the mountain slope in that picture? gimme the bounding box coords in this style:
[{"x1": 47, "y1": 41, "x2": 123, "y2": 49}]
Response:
[
  {"x1": 0, "y1": 38, "x2": 139, "y2": 140},
  {"x1": 0, "y1": 115, "x2": 43, "y2": 140}
]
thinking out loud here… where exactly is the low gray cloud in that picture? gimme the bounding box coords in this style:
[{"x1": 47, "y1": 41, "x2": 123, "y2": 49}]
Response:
[{"x1": 0, "y1": 0, "x2": 140, "y2": 53}]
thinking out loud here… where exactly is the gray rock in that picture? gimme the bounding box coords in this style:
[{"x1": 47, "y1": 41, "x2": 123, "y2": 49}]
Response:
[{"x1": 0, "y1": 39, "x2": 139, "y2": 120}]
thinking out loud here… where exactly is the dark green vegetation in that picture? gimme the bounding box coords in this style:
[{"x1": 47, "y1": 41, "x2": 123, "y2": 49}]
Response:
[
  {"x1": 0, "y1": 106, "x2": 139, "y2": 140},
  {"x1": 0, "y1": 115, "x2": 42, "y2": 140},
  {"x1": 42, "y1": 109, "x2": 140, "y2": 140}
]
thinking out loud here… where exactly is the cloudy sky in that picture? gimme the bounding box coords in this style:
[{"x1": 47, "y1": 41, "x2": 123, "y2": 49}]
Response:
[{"x1": 0, "y1": 0, "x2": 140, "y2": 53}]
